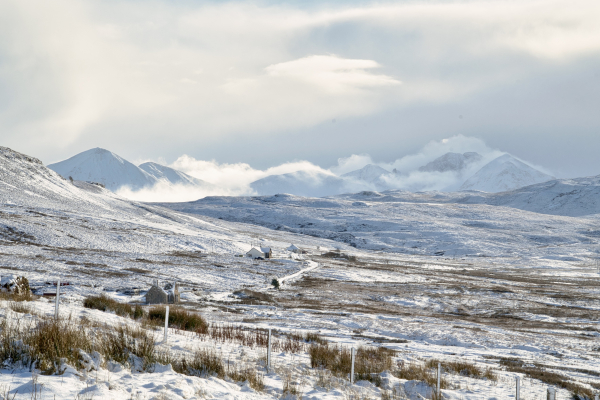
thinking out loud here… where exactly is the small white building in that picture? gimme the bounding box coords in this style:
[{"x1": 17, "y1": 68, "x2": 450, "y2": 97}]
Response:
[
  {"x1": 246, "y1": 247, "x2": 265, "y2": 259},
  {"x1": 286, "y1": 244, "x2": 300, "y2": 253}
]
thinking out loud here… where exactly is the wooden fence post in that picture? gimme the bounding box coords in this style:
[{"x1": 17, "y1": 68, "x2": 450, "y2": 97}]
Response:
[
  {"x1": 164, "y1": 306, "x2": 169, "y2": 342},
  {"x1": 267, "y1": 328, "x2": 272, "y2": 372},
  {"x1": 54, "y1": 279, "x2": 60, "y2": 319},
  {"x1": 516, "y1": 376, "x2": 520, "y2": 400},
  {"x1": 437, "y1": 362, "x2": 441, "y2": 398},
  {"x1": 350, "y1": 347, "x2": 355, "y2": 384}
]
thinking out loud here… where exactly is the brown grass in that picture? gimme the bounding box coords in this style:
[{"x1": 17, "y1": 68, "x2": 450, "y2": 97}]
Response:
[
  {"x1": 500, "y1": 358, "x2": 593, "y2": 399},
  {"x1": 392, "y1": 360, "x2": 449, "y2": 390},
  {"x1": 147, "y1": 306, "x2": 208, "y2": 332},
  {"x1": 426, "y1": 359, "x2": 497, "y2": 381},
  {"x1": 83, "y1": 294, "x2": 143, "y2": 319},
  {"x1": 168, "y1": 348, "x2": 265, "y2": 391},
  {"x1": 309, "y1": 344, "x2": 395, "y2": 386}
]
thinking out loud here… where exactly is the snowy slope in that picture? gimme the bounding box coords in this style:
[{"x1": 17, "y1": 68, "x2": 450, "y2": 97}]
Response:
[
  {"x1": 139, "y1": 161, "x2": 214, "y2": 188},
  {"x1": 48, "y1": 147, "x2": 158, "y2": 191},
  {"x1": 160, "y1": 189, "x2": 600, "y2": 260},
  {"x1": 250, "y1": 170, "x2": 348, "y2": 197},
  {"x1": 419, "y1": 152, "x2": 482, "y2": 173},
  {"x1": 460, "y1": 175, "x2": 600, "y2": 217},
  {"x1": 460, "y1": 154, "x2": 553, "y2": 192},
  {"x1": 3, "y1": 146, "x2": 600, "y2": 399}
]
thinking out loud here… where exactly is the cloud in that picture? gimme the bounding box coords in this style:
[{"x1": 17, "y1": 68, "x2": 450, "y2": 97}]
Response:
[
  {"x1": 2, "y1": 0, "x2": 599, "y2": 165},
  {"x1": 265, "y1": 55, "x2": 400, "y2": 94},
  {"x1": 114, "y1": 135, "x2": 519, "y2": 201},
  {"x1": 332, "y1": 154, "x2": 374, "y2": 175}
]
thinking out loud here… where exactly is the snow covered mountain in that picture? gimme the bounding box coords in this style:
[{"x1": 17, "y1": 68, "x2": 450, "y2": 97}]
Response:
[
  {"x1": 419, "y1": 152, "x2": 482, "y2": 173},
  {"x1": 250, "y1": 170, "x2": 348, "y2": 197},
  {"x1": 460, "y1": 154, "x2": 553, "y2": 192},
  {"x1": 48, "y1": 148, "x2": 158, "y2": 191},
  {"x1": 48, "y1": 148, "x2": 213, "y2": 193},
  {"x1": 139, "y1": 161, "x2": 213, "y2": 188},
  {"x1": 341, "y1": 164, "x2": 393, "y2": 190}
]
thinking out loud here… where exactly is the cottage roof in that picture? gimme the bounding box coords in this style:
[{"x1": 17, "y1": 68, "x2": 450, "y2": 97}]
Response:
[
  {"x1": 286, "y1": 244, "x2": 299, "y2": 251},
  {"x1": 246, "y1": 247, "x2": 264, "y2": 254},
  {"x1": 260, "y1": 247, "x2": 271, "y2": 253}
]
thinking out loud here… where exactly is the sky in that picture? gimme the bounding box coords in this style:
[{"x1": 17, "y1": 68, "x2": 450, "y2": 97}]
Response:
[{"x1": 1, "y1": 0, "x2": 599, "y2": 179}]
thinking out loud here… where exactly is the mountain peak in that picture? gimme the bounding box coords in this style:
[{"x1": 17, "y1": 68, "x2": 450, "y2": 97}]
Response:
[
  {"x1": 418, "y1": 152, "x2": 482, "y2": 173},
  {"x1": 460, "y1": 154, "x2": 553, "y2": 193}
]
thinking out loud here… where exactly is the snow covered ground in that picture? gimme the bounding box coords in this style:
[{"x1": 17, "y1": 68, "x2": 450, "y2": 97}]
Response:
[{"x1": 1, "y1": 147, "x2": 600, "y2": 399}]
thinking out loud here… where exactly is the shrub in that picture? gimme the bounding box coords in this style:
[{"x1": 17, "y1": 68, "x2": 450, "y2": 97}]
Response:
[
  {"x1": 426, "y1": 358, "x2": 497, "y2": 381},
  {"x1": 170, "y1": 349, "x2": 264, "y2": 391},
  {"x1": 309, "y1": 344, "x2": 395, "y2": 386},
  {"x1": 392, "y1": 360, "x2": 448, "y2": 390},
  {"x1": 83, "y1": 294, "x2": 136, "y2": 318},
  {"x1": 98, "y1": 325, "x2": 156, "y2": 370},
  {"x1": 27, "y1": 319, "x2": 93, "y2": 374},
  {"x1": 271, "y1": 278, "x2": 280, "y2": 289},
  {"x1": 500, "y1": 358, "x2": 593, "y2": 399},
  {"x1": 147, "y1": 306, "x2": 207, "y2": 332}
]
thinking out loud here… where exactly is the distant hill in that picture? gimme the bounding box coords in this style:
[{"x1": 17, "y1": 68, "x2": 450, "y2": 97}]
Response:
[
  {"x1": 419, "y1": 152, "x2": 482, "y2": 173},
  {"x1": 460, "y1": 154, "x2": 553, "y2": 193},
  {"x1": 342, "y1": 164, "x2": 393, "y2": 191},
  {"x1": 250, "y1": 170, "x2": 348, "y2": 197}
]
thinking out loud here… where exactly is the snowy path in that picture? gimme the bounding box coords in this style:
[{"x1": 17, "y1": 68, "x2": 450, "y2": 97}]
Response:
[{"x1": 279, "y1": 260, "x2": 319, "y2": 285}]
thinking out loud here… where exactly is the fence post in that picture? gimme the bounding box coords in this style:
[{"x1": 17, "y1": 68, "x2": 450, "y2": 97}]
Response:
[
  {"x1": 437, "y1": 362, "x2": 441, "y2": 398},
  {"x1": 350, "y1": 347, "x2": 355, "y2": 384},
  {"x1": 267, "y1": 328, "x2": 272, "y2": 372},
  {"x1": 547, "y1": 387, "x2": 555, "y2": 400},
  {"x1": 54, "y1": 279, "x2": 60, "y2": 319},
  {"x1": 516, "y1": 376, "x2": 520, "y2": 400},
  {"x1": 595, "y1": 392, "x2": 599, "y2": 400},
  {"x1": 164, "y1": 306, "x2": 169, "y2": 342}
]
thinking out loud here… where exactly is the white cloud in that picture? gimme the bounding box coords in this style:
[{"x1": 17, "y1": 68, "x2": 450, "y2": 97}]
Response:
[
  {"x1": 115, "y1": 135, "x2": 519, "y2": 202},
  {"x1": 332, "y1": 154, "x2": 374, "y2": 175},
  {"x1": 265, "y1": 55, "x2": 400, "y2": 94},
  {"x1": 2, "y1": 0, "x2": 599, "y2": 168}
]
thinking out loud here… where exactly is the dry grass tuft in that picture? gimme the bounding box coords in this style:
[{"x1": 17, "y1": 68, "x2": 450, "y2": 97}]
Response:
[
  {"x1": 309, "y1": 344, "x2": 395, "y2": 386},
  {"x1": 500, "y1": 358, "x2": 593, "y2": 399},
  {"x1": 147, "y1": 306, "x2": 207, "y2": 332},
  {"x1": 392, "y1": 360, "x2": 449, "y2": 390},
  {"x1": 426, "y1": 359, "x2": 497, "y2": 381},
  {"x1": 83, "y1": 294, "x2": 143, "y2": 319}
]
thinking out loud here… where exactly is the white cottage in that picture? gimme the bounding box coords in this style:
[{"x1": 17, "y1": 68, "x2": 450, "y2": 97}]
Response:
[{"x1": 246, "y1": 247, "x2": 265, "y2": 259}]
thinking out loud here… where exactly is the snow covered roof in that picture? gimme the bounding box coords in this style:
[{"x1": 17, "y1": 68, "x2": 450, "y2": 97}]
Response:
[
  {"x1": 260, "y1": 247, "x2": 271, "y2": 253},
  {"x1": 287, "y1": 244, "x2": 299, "y2": 251}
]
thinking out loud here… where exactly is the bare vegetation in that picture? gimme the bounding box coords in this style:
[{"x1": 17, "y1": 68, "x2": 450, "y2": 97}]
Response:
[
  {"x1": 83, "y1": 294, "x2": 143, "y2": 319},
  {"x1": 500, "y1": 358, "x2": 593, "y2": 399},
  {"x1": 309, "y1": 344, "x2": 395, "y2": 386},
  {"x1": 162, "y1": 348, "x2": 265, "y2": 391},
  {"x1": 426, "y1": 358, "x2": 497, "y2": 381},
  {"x1": 147, "y1": 306, "x2": 208, "y2": 332}
]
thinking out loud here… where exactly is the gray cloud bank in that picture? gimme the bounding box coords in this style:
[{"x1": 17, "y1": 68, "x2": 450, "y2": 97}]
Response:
[{"x1": 1, "y1": 0, "x2": 599, "y2": 178}]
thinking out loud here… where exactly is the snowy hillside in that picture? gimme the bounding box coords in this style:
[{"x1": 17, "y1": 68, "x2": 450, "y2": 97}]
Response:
[
  {"x1": 342, "y1": 164, "x2": 393, "y2": 191},
  {"x1": 460, "y1": 154, "x2": 553, "y2": 192},
  {"x1": 418, "y1": 152, "x2": 482, "y2": 173},
  {"x1": 160, "y1": 189, "x2": 600, "y2": 260},
  {"x1": 48, "y1": 147, "x2": 158, "y2": 191},
  {"x1": 3, "y1": 146, "x2": 600, "y2": 399},
  {"x1": 250, "y1": 170, "x2": 348, "y2": 197}
]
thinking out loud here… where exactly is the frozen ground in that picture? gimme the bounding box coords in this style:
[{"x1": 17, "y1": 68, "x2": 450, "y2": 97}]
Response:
[{"x1": 1, "y1": 147, "x2": 599, "y2": 399}]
